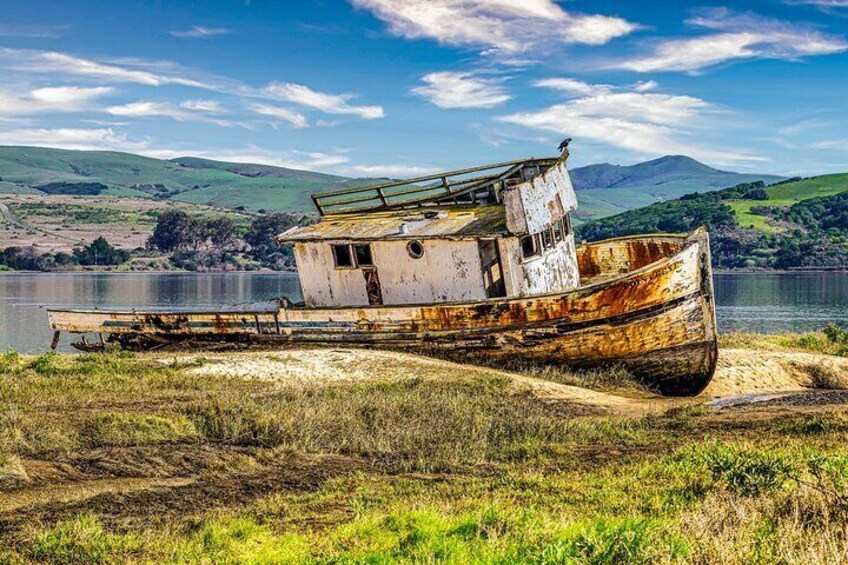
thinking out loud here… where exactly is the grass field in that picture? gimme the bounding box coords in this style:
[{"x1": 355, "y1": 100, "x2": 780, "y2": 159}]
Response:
[
  {"x1": 3, "y1": 335, "x2": 848, "y2": 563},
  {"x1": 728, "y1": 173, "x2": 848, "y2": 233},
  {"x1": 0, "y1": 147, "x2": 352, "y2": 213}
]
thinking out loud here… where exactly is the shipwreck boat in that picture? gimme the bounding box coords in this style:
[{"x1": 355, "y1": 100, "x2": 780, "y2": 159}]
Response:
[{"x1": 47, "y1": 150, "x2": 718, "y2": 396}]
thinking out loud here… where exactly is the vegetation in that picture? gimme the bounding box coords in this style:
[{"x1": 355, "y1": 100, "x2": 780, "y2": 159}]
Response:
[
  {"x1": 244, "y1": 211, "x2": 313, "y2": 270},
  {"x1": 36, "y1": 181, "x2": 109, "y2": 196},
  {"x1": 0, "y1": 246, "x2": 78, "y2": 271},
  {"x1": 72, "y1": 236, "x2": 129, "y2": 266},
  {"x1": 0, "y1": 146, "x2": 358, "y2": 212},
  {"x1": 2, "y1": 343, "x2": 848, "y2": 563},
  {"x1": 578, "y1": 175, "x2": 848, "y2": 270}
]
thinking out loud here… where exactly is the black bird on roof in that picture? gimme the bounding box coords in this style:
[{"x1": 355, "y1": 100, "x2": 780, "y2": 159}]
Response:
[{"x1": 558, "y1": 138, "x2": 572, "y2": 153}]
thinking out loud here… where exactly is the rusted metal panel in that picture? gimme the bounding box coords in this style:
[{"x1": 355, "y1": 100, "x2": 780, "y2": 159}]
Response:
[
  {"x1": 503, "y1": 156, "x2": 577, "y2": 235},
  {"x1": 47, "y1": 229, "x2": 718, "y2": 396}
]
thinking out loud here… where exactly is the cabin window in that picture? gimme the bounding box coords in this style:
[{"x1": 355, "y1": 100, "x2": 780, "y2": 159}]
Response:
[
  {"x1": 332, "y1": 244, "x2": 355, "y2": 268},
  {"x1": 354, "y1": 244, "x2": 374, "y2": 266},
  {"x1": 552, "y1": 220, "x2": 564, "y2": 243},
  {"x1": 563, "y1": 214, "x2": 572, "y2": 236},
  {"x1": 407, "y1": 240, "x2": 425, "y2": 259},
  {"x1": 520, "y1": 234, "x2": 540, "y2": 259},
  {"x1": 541, "y1": 228, "x2": 554, "y2": 250}
]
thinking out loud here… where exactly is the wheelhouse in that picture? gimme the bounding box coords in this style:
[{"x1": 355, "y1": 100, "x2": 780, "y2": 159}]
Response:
[{"x1": 277, "y1": 154, "x2": 581, "y2": 308}]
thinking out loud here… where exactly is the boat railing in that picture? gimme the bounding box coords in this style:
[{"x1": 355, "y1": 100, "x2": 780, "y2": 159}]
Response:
[{"x1": 311, "y1": 157, "x2": 557, "y2": 215}]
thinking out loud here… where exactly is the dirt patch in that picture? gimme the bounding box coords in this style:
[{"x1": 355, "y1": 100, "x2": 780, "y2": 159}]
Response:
[
  {"x1": 705, "y1": 348, "x2": 848, "y2": 398},
  {"x1": 174, "y1": 348, "x2": 650, "y2": 414},
  {"x1": 174, "y1": 346, "x2": 848, "y2": 414},
  {"x1": 0, "y1": 477, "x2": 195, "y2": 513}
]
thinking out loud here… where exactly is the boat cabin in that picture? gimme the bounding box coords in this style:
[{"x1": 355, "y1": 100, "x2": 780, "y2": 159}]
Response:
[{"x1": 277, "y1": 154, "x2": 581, "y2": 308}]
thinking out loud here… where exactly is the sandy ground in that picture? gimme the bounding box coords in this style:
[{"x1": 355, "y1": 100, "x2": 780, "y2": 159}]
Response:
[{"x1": 170, "y1": 346, "x2": 848, "y2": 414}]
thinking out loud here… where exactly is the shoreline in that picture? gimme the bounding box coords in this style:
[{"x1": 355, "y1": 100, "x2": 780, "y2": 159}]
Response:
[{"x1": 2, "y1": 268, "x2": 845, "y2": 275}]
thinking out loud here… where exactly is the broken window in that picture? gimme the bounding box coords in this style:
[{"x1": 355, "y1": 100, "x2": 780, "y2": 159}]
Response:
[
  {"x1": 332, "y1": 244, "x2": 354, "y2": 268},
  {"x1": 541, "y1": 228, "x2": 554, "y2": 250},
  {"x1": 354, "y1": 244, "x2": 374, "y2": 266},
  {"x1": 563, "y1": 214, "x2": 572, "y2": 236},
  {"x1": 552, "y1": 219, "x2": 564, "y2": 243},
  {"x1": 520, "y1": 234, "x2": 540, "y2": 259}
]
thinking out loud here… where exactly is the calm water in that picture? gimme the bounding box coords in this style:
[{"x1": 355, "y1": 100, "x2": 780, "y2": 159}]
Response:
[{"x1": 1, "y1": 272, "x2": 847, "y2": 353}]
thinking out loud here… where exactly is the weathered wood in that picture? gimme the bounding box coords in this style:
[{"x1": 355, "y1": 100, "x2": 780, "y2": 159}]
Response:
[{"x1": 47, "y1": 229, "x2": 718, "y2": 396}]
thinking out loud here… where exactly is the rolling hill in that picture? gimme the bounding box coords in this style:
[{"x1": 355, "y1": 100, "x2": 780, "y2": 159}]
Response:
[
  {"x1": 577, "y1": 174, "x2": 848, "y2": 270},
  {"x1": 0, "y1": 146, "x2": 350, "y2": 212},
  {"x1": 569, "y1": 155, "x2": 785, "y2": 220},
  {"x1": 0, "y1": 146, "x2": 783, "y2": 219}
]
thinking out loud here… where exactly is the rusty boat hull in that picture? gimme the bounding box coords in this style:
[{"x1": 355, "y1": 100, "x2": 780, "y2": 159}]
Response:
[{"x1": 47, "y1": 229, "x2": 718, "y2": 396}]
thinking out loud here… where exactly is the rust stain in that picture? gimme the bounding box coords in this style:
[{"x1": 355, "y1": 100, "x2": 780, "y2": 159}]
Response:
[{"x1": 47, "y1": 230, "x2": 717, "y2": 397}]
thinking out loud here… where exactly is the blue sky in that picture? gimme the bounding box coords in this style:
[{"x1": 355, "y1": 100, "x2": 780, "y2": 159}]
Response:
[{"x1": 0, "y1": 0, "x2": 846, "y2": 177}]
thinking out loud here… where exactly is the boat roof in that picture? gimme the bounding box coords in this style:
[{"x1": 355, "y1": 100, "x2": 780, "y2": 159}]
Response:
[
  {"x1": 310, "y1": 156, "x2": 559, "y2": 216},
  {"x1": 277, "y1": 205, "x2": 507, "y2": 243}
]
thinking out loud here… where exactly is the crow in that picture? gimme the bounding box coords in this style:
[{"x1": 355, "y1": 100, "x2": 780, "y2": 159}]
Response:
[{"x1": 558, "y1": 138, "x2": 572, "y2": 152}]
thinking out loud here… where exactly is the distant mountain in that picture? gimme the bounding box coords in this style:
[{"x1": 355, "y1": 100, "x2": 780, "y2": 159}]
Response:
[
  {"x1": 569, "y1": 155, "x2": 785, "y2": 221},
  {"x1": 0, "y1": 146, "x2": 353, "y2": 212},
  {"x1": 0, "y1": 147, "x2": 782, "y2": 218}
]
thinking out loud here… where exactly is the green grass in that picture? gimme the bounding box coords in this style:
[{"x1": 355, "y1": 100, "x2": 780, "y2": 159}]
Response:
[
  {"x1": 0, "y1": 146, "x2": 350, "y2": 212},
  {"x1": 4, "y1": 345, "x2": 848, "y2": 563},
  {"x1": 728, "y1": 174, "x2": 848, "y2": 233}
]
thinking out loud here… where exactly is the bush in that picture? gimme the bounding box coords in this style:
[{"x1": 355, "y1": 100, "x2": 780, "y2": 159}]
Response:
[{"x1": 73, "y1": 237, "x2": 130, "y2": 267}]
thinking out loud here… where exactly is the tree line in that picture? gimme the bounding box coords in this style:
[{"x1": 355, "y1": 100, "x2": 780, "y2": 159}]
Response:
[
  {"x1": 577, "y1": 180, "x2": 848, "y2": 270},
  {"x1": 0, "y1": 210, "x2": 311, "y2": 272}
]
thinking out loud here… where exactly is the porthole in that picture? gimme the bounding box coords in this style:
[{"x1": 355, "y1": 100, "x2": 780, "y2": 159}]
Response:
[{"x1": 407, "y1": 240, "x2": 424, "y2": 259}]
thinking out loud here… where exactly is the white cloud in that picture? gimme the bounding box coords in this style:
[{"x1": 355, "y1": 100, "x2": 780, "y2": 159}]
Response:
[
  {"x1": 785, "y1": 1, "x2": 848, "y2": 6},
  {"x1": 170, "y1": 25, "x2": 231, "y2": 39},
  {"x1": 534, "y1": 78, "x2": 610, "y2": 96},
  {"x1": 811, "y1": 139, "x2": 848, "y2": 151},
  {"x1": 342, "y1": 164, "x2": 440, "y2": 177},
  {"x1": 0, "y1": 48, "x2": 211, "y2": 88},
  {"x1": 350, "y1": 0, "x2": 638, "y2": 54},
  {"x1": 411, "y1": 71, "x2": 510, "y2": 109},
  {"x1": 0, "y1": 49, "x2": 384, "y2": 124},
  {"x1": 615, "y1": 9, "x2": 848, "y2": 72},
  {"x1": 0, "y1": 127, "x2": 139, "y2": 151},
  {"x1": 30, "y1": 86, "x2": 114, "y2": 105},
  {"x1": 248, "y1": 103, "x2": 309, "y2": 129},
  {"x1": 497, "y1": 80, "x2": 765, "y2": 165},
  {"x1": 179, "y1": 99, "x2": 224, "y2": 113},
  {"x1": 0, "y1": 86, "x2": 113, "y2": 117},
  {"x1": 0, "y1": 24, "x2": 69, "y2": 38},
  {"x1": 106, "y1": 100, "x2": 249, "y2": 128},
  {"x1": 634, "y1": 80, "x2": 658, "y2": 92},
  {"x1": 144, "y1": 147, "x2": 352, "y2": 171},
  {"x1": 261, "y1": 82, "x2": 384, "y2": 119}
]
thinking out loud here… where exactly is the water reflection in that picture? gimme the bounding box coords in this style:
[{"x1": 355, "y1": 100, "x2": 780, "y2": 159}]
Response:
[
  {"x1": 0, "y1": 272, "x2": 302, "y2": 353},
  {"x1": 714, "y1": 273, "x2": 848, "y2": 333},
  {"x1": 2, "y1": 272, "x2": 848, "y2": 353}
]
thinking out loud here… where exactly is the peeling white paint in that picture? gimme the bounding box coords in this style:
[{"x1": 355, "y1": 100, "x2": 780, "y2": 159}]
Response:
[
  {"x1": 294, "y1": 239, "x2": 487, "y2": 307},
  {"x1": 500, "y1": 233, "x2": 580, "y2": 297},
  {"x1": 504, "y1": 158, "x2": 577, "y2": 235}
]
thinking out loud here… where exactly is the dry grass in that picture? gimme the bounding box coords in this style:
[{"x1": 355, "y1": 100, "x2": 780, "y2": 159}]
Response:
[{"x1": 2, "y1": 346, "x2": 848, "y2": 563}]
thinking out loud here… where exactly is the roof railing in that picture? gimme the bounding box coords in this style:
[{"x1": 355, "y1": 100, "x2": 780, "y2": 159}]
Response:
[{"x1": 312, "y1": 157, "x2": 557, "y2": 215}]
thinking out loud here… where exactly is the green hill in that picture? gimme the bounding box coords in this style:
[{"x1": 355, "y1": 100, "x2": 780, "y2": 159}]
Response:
[
  {"x1": 0, "y1": 147, "x2": 783, "y2": 219},
  {"x1": 577, "y1": 174, "x2": 848, "y2": 270},
  {"x1": 0, "y1": 146, "x2": 352, "y2": 212},
  {"x1": 570, "y1": 155, "x2": 784, "y2": 221}
]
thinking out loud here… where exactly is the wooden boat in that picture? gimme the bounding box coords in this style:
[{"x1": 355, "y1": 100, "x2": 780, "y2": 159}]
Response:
[{"x1": 47, "y1": 151, "x2": 718, "y2": 396}]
